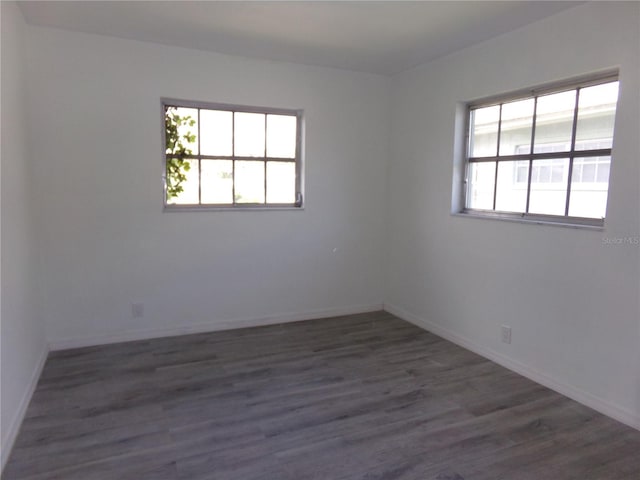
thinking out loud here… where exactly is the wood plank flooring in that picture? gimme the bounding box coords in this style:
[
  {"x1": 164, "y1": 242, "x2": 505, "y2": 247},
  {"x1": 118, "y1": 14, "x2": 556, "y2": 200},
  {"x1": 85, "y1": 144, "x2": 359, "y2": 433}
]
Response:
[{"x1": 3, "y1": 311, "x2": 640, "y2": 479}]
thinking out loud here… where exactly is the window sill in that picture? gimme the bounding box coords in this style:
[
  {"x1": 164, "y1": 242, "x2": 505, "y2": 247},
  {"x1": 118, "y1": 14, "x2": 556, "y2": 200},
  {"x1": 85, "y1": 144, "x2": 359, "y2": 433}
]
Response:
[
  {"x1": 451, "y1": 211, "x2": 604, "y2": 231},
  {"x1": 163, "y1": 205, "x2": 305, "y2": 213}
]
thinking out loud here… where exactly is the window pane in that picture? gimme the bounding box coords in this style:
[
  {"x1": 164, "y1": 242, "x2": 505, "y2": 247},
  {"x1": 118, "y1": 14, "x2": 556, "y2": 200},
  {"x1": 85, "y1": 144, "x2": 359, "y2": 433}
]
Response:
[
  {"x1": 467, "y1": 161, "x2": 496, "y2": 210},
  {"x1": 235, "y1": 161, "x2": 265, "y2": 203},
  {"x1": 166, "y1": 107, "x2": 198, "y2": 155},
  {"x1": 499, "y1": 99, "x2": 534, "y2": 156},
  {"x1": 267, "y1": 115, "x2": 297, "y2": 158},
  {"x1": 167, "y1": 159, "x2": 199, "y2": 205},
  {"x1": 581, "y1": 161, "x2": 596, "y2": 183},
  {"x1": 551, "y1": 163, "x2": 565, "y2": 183},
  {"x1": 266, "y1": 162, "x2": 295, "y2": 203},
  {"x1": 596, "y1": 161, "x2": 610, "y2": 183},
  {"x1": 495, "y1": 161, "x2": 528, "y2": 213},
  {"x1": 470, "y1": 105, "x2": 499, "y2": 157},
  {"x1": 568, "y1": 156, "x2": 610, "y2": 219},
  {"x1": 516, "y1": 162, "x2": 529, "y2": 183},
  {"x1": 235, "y1": 113, "x2": 265, "y2": 157},
  {"x1": 200, "y1": 110, "x2": 232, "y2": 156},
  {"x1": 575, "y1": 82, "x2": 618, "y2": 150},
  {"x1": 528, "y1": 158, "x2": 569, "y2": 215},
  {"x1": 201, "y1": 160, "x2": 232, "y2": 204},
  {"x1": 533, "y1": 90, "x2": 576, "y2": 153}
]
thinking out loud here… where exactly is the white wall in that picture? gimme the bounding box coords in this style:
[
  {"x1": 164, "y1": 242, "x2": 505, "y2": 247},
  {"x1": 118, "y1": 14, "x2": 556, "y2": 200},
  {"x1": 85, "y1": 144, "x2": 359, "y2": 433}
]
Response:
[
  {"x1": 25, "y1": 26, "x2": 389, "y2": 348},
  {"x1": 0, "y1": 1, "x2": 47, "y2": 467},
  {"x1": 386, "y1": 1, "x2": 640, "y2": 427}
]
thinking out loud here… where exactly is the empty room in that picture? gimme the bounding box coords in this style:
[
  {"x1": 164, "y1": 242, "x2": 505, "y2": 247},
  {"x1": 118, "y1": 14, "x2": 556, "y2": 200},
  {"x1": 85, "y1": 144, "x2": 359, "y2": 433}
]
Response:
[{"x1": 1, "y1": 1, "x2": 639, "y2": 478}]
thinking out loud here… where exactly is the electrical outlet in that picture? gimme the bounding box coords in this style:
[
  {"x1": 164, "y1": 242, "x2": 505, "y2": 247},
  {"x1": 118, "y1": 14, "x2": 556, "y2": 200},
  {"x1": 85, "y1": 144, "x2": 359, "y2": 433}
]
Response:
[
  {"x1": 501, "y1": 325, "x2": 512, "y2": 344},
  {"x1": 132, "y1": 303, "x2": 144, "y2": 318}
]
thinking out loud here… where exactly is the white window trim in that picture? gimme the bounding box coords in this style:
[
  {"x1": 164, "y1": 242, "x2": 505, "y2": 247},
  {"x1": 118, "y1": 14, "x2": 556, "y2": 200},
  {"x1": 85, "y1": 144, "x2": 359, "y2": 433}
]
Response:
[
  {"x1": 453, "y1": 70, "x2": 619, "y2": 229},
  {"x1": 161, "y1": 98, "x2": 304, "y2": 211}
]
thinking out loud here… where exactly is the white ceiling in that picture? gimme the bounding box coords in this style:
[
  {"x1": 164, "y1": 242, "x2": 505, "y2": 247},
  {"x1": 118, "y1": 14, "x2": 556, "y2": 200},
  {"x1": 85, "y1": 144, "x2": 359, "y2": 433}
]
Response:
[{"x1": 18, "y1": 1, "x2": 582, "y2": 75}]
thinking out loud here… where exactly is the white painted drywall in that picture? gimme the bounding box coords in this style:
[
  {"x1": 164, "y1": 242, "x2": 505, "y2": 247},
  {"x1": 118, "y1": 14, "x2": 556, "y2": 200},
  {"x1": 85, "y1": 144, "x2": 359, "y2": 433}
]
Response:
[
  {"x1": 387, "y1": 1, "x2": 640, "y2": 424},
  {"x1": 25, "y1": 26, "x2": 389, "y2": 347},
  {"x1": 0, "y1": 1, "x2": 48, "y2": 467}
]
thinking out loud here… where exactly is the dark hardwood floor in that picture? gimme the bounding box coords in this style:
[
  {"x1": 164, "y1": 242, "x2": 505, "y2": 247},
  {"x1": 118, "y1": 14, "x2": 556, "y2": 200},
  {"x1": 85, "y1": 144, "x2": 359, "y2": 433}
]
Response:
[{"x1": 3, "y1": 311, "x2": 640, "y2": 479}]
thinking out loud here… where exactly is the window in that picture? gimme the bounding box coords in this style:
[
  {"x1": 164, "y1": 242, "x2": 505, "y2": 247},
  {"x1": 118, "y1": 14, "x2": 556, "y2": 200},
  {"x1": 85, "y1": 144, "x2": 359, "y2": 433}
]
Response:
[
  {"x1": 162, "y1": 99, "x2": 303, "y2": 209},
  {"x1": 464, "y1": 73, "x2": 619, "y2": 226}
]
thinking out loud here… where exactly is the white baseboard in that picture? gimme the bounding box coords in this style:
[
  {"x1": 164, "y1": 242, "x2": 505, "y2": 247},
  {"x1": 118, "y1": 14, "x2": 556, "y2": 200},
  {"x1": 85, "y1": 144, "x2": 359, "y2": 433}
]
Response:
[
  {"x1": 1, "y1": 347, "x2": 49, "y2": 471},
  {"x1": 48, "y1": 303, "x2": 384, "y2": 351},
  {"x1": 384, "y1": 302, "x2": 640, "y2": 432}
]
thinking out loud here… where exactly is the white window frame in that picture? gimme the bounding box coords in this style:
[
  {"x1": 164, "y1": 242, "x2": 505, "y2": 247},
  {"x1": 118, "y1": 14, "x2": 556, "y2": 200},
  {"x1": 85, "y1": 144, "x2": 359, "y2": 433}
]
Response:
[
  {"x1": 460, "y1": 71, "x2": 618, "y2": 228},
  {"x1": 162, "y1": 98, "x2": 304, "y2": 211}
]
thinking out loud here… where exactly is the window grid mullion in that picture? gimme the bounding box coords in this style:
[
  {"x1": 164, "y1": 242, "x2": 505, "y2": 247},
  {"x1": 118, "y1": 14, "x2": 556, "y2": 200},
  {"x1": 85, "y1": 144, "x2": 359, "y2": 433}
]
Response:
[
  {"x1": 468, "y1": 148, "x2": 611, "y2": 163},
  {"x1": 564, "y1": 88, "x2": 582, "y2": 216},
  {"x1": 492, "y1": 104, "x2": 503, "y2": 210},
  {"x1": 525, "y1": 96, "x2": 538, "y2": 213},
  {"x1": 197, "y1": 108, "x2": 202, "y2": 205},
  {"x1": 264, "y1": 115, "x2": 268, "y2": 204},
  {"x1": 232, "y1": 111, "x2": 236, "y2": 206}
]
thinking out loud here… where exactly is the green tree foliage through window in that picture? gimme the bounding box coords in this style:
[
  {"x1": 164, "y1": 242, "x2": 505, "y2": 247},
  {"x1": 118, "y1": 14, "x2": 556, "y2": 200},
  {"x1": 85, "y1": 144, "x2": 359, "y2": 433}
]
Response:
[{"x1": 165, "y1": 107, "x2": 196, "y2": 199}]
